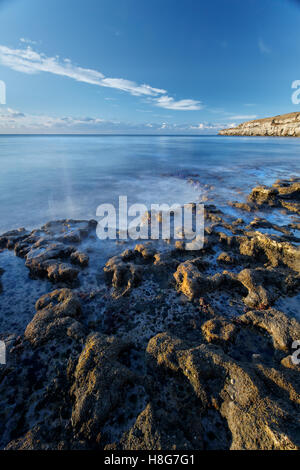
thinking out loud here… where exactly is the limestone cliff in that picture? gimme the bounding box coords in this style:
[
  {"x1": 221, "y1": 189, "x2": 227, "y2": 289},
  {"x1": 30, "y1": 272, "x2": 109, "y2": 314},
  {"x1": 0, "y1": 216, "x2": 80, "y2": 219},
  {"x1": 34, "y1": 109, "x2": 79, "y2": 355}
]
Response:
[{"x1": 219, "y1": 112, "x2": 300, "y2": 137}]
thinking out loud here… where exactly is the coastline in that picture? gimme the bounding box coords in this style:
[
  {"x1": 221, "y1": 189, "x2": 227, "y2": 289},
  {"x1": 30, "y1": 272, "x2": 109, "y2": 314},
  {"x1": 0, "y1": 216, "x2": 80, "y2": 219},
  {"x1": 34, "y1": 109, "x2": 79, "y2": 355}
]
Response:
[
  {"x1": 219, "y1": 112, "x2": 300, "y2": 137},
  {"x1": 0, "y1": 176, "x2": 299, "y2": 450}
]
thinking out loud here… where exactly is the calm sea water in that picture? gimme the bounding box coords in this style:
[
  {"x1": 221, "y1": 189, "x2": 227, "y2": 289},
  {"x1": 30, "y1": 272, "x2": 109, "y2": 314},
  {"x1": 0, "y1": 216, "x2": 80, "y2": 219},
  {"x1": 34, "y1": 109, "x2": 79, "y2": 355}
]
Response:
[{"x1": 0, "y1": 135, "x2": 300, "y2": 233}]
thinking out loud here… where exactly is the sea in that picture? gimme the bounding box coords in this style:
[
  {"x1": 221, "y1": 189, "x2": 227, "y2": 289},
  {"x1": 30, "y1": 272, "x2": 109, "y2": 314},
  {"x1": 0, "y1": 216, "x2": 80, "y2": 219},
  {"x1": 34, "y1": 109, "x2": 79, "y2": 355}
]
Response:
[{"x1": 0, "y1": 134, "x2": 300, "y2": 234}]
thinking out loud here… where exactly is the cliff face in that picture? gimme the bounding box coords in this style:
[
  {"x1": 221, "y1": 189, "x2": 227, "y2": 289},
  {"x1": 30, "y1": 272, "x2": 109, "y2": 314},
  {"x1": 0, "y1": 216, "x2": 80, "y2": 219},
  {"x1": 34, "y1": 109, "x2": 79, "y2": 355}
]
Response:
[{"x1": 219, "y1": 112, "x2": 300, "y2": 137}]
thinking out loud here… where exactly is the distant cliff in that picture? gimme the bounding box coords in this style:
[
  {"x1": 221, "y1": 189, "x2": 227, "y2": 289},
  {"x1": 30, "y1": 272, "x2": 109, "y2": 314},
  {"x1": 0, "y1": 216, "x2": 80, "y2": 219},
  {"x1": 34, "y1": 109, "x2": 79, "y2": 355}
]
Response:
[{"x1": 219, "y1": 112, "x2": 300, "y2": 137}]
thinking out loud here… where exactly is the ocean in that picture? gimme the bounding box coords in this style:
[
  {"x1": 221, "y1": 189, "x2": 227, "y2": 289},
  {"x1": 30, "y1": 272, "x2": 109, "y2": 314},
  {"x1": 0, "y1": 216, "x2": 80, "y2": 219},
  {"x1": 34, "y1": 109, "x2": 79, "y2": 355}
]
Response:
[{"x1": 1, "y1": 134, "x2": 300, "y2": 234}]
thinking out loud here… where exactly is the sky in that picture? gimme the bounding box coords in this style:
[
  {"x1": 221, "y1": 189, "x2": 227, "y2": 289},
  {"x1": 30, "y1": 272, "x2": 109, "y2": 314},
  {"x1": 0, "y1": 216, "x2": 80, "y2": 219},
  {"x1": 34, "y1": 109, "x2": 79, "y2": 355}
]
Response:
[{"x1": 0, "y1": 0, "x2": 299, "y2": 134}]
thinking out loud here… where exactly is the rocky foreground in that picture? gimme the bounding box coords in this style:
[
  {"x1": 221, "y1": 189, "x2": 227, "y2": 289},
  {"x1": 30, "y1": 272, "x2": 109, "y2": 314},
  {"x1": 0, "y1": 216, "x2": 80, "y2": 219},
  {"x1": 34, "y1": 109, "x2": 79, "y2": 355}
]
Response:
[
  {"x1": 0, "y1": 178, "x2": 300, "y2": 450},
  {"x1": 219, "y1": 112, "x2": 300, "y2": 137}
]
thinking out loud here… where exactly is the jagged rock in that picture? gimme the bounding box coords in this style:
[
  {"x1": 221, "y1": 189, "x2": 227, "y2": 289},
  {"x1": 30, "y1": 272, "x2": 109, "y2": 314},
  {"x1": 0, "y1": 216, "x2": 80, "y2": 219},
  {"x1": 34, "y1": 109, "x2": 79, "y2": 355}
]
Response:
[
  {"x1": 247, "y1": 217, "x2": 291, "y2": 236},
  {"x1": 71, "y1": 333, "x2": 136, "y2": 440},
  {"x1": 146, "y1": 332, "x2": 300, "y2": 450},
  {"x1": 217, "y1": 252, "x2": 237, "y2": 265},
  {"x1": 281, "y1": 355, "x2": 300, "y2": 372},
  {"x1": 173, "y1": 260, "x2": 206, "y2": 300},
  {"x1": 153, "y1": 252, "x2": 180, "y2": 273},
  {"x1": 275, "y1": 181, "x2": 300, "y2": 200},
  {"x1": 120, "y1": 403, "x2": 164, "y2": 450},
  {"x1": 46, "y1": 262, "x2": 79, "y2": 282},
  {"x1": 70, "y1": 251, "x2": 89, "y2": 267},
  {"x1": 280, "y1": 200, "x2": 300, "y2": 214},
  {"x1": 237, "y1": 268, "x2": 281, "y2": 308},
  {"x1": 5, "y1": 425, "x2": 57, "y2": 450},
  {"x1": 104, "y1": 253, "x2": 143, "y2": 294},
  {"x1": 228, "y1": 201, "x2": 255, "y2": 212},
  {"x1": 42, "y1": 219, "x2": 96, "y2": 243},
  {"x1": 25, "y1": 289, "x2": 84, "y2": 347},
  {"x1": 201, "y1": 317, "x2": 237, "y2": 344},
  {"x1": 134, "y1": 244, "x2": 155, "y2": 260},
  {"x1": 230, "y1": 179, "x2": 300, "y2": 215},
  {"x1": 2, "y1": 220, "x2": 94, "y2": 284},
  {"x1": 174, "y1": 261, "x2": 244, "y2": 300},
  {"x1": 248, "y1": 186, "x2": 279, "y2": 206},
  {"x1": 0, "y1": 228, "x2": 30, "y2": 249},
  {"x1": 239, "y1": 308, "x2": 300, "y2": 352},
  {"x1": 238, "y1": 233, "x2": 300, "y2": 272}
]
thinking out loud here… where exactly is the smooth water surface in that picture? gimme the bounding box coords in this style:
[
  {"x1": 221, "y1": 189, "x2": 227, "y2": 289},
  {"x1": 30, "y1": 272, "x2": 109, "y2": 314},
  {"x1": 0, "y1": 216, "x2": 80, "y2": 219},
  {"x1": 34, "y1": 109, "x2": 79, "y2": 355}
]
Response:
[{"x1": 0, "y1": 135, "x2": 299, "y2": 233}]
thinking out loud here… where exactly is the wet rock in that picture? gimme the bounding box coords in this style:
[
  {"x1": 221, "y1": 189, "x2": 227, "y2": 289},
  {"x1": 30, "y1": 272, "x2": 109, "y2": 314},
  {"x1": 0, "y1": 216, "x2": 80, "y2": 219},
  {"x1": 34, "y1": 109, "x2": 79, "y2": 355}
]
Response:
[
  {"x1": 280, "y1": 200, "x2": 300, "y2": 215},
  {"x1": 42, "y1": 219, "x2": 96, "y2": 243},
  {"x1": 238, "y1": 233, "x2": 300, "y2": 272},
  {"x1": 21, "y1": 239, "x2": 88, "y2": 283},
  {"x1": 275, "y1": 181, "x2": 300, "y2": 200},
  {"x1": 247, "y1": 217, "x2": 291, "y2": 236},
  {"x1": 46, "y1": 262, "x2": 79, "y2": 283},
  {"x1": 25, "y1": 289, "x2": 84, "y2": 347},
  {"x1": 70, "y1": 251, "x2": 89, "y2": 267},
  {"x1": 245, "y1": 180, "x2": 300, "y2": 215},
  {"x1": 174, "y1": 261, "x2": 244, "y2": 300},
  {"x1": 0, "y1": 228, "x2": 30, "y2": 249},
  {"x1": 248, "y1": 186, "x2": 279, "y2": 206},
  {"x1": 104, "y1": 253, "x2": 143, "y2": 294},
  {"x1": 153, "y1": 252, "x2": 180, "y2": 272},
  {"x1": 228, "y1": 201, "x2": 255, "y2": 212},
  {"x1": 217, "y1": 252, "x2": 237, "y2": 265},
  {"x1": 134, "y1": 244, "x2": 155, "y2": 261},
  {"x1": 3, "y1": 220, "x2": 94, "y2": 284}
]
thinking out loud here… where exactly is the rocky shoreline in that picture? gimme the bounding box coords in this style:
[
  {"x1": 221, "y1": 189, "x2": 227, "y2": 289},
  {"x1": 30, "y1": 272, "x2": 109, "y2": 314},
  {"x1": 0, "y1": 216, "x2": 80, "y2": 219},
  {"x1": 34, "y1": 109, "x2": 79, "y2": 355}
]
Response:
[
  {"x1": 0, "y1": 178, "x2": 300, "y2": 450},
  {"x1": 219, "y1": 112, "x2": 300, "y2": 137}
]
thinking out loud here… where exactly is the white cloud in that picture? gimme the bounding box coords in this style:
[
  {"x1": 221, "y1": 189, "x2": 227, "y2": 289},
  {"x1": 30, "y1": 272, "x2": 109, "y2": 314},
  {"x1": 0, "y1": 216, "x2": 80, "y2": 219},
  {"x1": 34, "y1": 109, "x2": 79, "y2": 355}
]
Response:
[
  {"x1": 20, "y1": 38, "x2": 38, "y2": 45},
  {"x1": 258, "y1": 39, "x2": 271, "y2": 54},
  {"x1": 100, "y1": 77, "x2": 166, "y2": 96},
  {"x1": 155, "y1": 95, "x2": 202, "y2": 111},
  {"x1": 227, "y1": 114, "x2": 257, "y2": 120},
  {"x1": 0, "y1": 45, "x2": 105, "y2": 84},
  {"x1": 0, "y1": 44, "x2": 201, "y2": 109},
  {"x1": 190, "y1": 122, "x2": 223, "y2": 130},
  {"x1": 0, "y1": 107, "x2": 107, "y2": 130},
  {"x1": 0, "y1": 107, "x2": 224, "y2": 134}
]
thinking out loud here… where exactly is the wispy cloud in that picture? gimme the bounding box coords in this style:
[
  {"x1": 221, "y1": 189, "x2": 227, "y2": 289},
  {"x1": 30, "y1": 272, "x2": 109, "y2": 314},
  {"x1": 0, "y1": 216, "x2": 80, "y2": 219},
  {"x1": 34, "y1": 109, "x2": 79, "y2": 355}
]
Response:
[
  {"x1": 155, "y1": 95, "x2": 202, "y2": 111},
  {"x1": 0, "y1": 107, "x2": 224, "y2": 134},
  {"x1": 0, "y1": 107, "x2": 106, "y2": 130},
  {"x1": 0, "y1": 45, "x2": 106, "y2": 85},
  {"x1": 100, "y1": 77, "x2": 166, "y2": 96},
  {"x1": 228, "y1": 114, "x2": 257, "y2": 120},
  {"x1": 189, "y1": 122, "x2": 229, "y2": 130},
  {"x1": 0, "y1": 44, "x2": 201, "y2": 109},
  {"x1": 258, "y1": 39, "x2": 271, "y2": 54},
  {"x1": 20, "y1": 38, "x2": 38, "y2": 45}
]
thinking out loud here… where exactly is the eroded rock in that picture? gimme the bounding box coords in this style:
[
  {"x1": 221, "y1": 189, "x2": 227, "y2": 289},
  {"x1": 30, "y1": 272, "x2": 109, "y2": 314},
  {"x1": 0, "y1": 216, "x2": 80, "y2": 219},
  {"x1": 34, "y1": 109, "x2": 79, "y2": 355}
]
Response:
[
  {"x1": 71, "y1": 333, "x2": 137, "y2": 441},
  {"x1": 25, "y1": 289, "x2": 84, "y2": 347}
]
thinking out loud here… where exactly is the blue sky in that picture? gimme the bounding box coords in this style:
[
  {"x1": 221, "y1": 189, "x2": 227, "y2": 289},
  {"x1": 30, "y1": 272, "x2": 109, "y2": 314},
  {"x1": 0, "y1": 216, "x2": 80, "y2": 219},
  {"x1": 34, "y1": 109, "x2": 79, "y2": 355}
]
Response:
[{"x1": 0, "y1": 0, "x2": 299, "y2": 133}]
